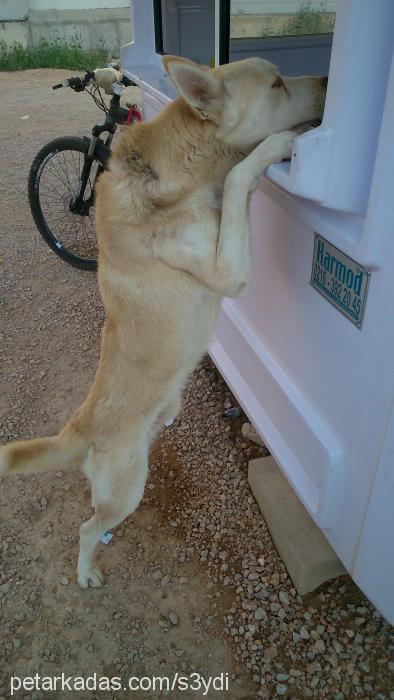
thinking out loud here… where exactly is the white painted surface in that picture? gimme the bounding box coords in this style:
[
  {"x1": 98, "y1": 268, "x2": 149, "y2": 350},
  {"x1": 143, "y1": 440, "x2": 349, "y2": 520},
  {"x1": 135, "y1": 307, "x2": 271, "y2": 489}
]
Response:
[
  {"x1": 351, "y1": 50, "x2": 394, "y2": 625},
  {"x1": 122, "y1": 0, "x2": 394, "y2": 623},
  {"x1": 267, "y1": 0, "x2": 394, "y2": 217}
]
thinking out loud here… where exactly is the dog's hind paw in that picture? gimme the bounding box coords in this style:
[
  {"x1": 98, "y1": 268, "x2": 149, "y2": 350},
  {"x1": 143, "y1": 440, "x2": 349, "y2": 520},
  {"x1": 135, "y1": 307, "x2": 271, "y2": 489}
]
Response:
[{"x1": 77, "y1": 567, "x2": 104, "y2": 589}]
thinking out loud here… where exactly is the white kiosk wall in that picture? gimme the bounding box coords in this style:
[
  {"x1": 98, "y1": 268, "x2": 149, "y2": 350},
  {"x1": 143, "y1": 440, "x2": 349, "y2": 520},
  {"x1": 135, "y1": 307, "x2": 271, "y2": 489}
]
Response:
[{"x1": 122, "y1": 0, "x2": 394, "y2": 623}]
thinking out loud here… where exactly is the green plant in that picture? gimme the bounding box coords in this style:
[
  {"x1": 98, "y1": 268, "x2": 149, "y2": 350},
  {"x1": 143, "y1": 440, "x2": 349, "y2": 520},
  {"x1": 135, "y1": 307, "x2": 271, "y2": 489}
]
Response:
[
  {"x1": 285, "y1": 1, "x2": 335, "y2": 36},
  {"x1": 0, "y1": 35, "x2": 108, "y2": 72}
]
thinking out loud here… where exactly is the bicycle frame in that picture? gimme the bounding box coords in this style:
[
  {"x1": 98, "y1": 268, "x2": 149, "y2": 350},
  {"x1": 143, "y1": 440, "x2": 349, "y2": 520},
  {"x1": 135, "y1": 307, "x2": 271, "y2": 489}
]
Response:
[{"x1": 70, "y1": 92, "x2": 129, "y2": 213}]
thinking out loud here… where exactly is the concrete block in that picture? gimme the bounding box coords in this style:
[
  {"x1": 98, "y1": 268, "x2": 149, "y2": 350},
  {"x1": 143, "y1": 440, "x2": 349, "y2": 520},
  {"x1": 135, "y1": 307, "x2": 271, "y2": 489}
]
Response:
[{"x1": 248, "y1": 456, "x2": 346, "y2": 595}]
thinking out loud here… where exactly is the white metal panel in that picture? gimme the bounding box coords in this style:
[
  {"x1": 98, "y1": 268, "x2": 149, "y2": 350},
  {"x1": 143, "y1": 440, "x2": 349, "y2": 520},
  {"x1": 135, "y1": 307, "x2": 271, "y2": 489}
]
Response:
[
  {"x1": 352, "y1": 51, "x2": 394, "y2": 625},
  {"x1": 267, "y1": 0, "x2": 394, "y2": 217}
]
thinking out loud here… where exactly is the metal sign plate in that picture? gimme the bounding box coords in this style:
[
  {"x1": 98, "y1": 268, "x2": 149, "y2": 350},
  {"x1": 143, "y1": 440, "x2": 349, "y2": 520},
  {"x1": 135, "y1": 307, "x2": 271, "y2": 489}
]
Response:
[{"x1": 311, "y1": 234, "x2": 370, "y2": 328}]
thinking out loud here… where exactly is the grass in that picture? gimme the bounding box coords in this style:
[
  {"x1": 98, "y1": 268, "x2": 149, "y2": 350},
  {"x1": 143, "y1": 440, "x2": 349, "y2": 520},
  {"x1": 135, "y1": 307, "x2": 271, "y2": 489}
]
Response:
[
  {"x1": 285, "y1": 0, "x2": 335, "y2": 35},
  {"x1": 0, "y1": 36, "x2": 108, "y2": 72}
]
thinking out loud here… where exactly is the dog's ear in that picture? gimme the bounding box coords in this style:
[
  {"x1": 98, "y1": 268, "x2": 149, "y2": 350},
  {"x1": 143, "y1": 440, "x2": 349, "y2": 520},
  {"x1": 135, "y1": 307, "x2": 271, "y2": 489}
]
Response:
[{"x1": 162, "y1": 55, "x2": 223, "y2": 119}]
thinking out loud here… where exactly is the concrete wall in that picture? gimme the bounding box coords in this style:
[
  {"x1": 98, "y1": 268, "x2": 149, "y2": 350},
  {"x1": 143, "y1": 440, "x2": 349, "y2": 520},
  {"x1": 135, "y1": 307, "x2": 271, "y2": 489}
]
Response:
[
  {"x1": 0, "y1": 0, "x2": 29, "y2": 21},
  {"x1": 0, "y1": 1, "x2": 133, "y2": 56},
  {"x1": 231, "y1": 1, "x2": 338, "y2": 13},
  {"x1": 29, "y1": 0, "x2": 129, "y2": 9},
  {"x1": 28, "y1": 7, "x2": 132, "y2": 56}
]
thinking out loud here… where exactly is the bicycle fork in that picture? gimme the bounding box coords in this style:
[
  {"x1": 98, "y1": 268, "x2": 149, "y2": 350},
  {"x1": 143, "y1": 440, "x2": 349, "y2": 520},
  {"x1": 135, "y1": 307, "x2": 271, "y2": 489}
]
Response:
[{"x1": 70, "y1": 125, "x2": 114, "y2": 213}]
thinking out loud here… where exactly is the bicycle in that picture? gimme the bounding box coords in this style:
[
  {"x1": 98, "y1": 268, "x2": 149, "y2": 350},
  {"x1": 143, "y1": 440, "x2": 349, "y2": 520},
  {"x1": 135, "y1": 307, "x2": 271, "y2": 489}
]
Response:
[{"x1": 28, "y1": 66, "x2": 141, "y2": 271}]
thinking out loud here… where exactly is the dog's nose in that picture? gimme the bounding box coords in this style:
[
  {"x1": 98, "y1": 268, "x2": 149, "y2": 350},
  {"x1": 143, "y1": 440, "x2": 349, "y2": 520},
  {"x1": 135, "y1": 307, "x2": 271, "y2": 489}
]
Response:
[{"x1": 322, "y1": 76, "x2": 328, "y2": 89}]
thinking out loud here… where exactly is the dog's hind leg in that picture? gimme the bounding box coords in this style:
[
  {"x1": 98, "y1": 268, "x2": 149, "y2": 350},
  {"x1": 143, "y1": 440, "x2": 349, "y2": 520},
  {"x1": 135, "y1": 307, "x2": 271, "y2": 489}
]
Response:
[
  {"x1": 151, "y1": 394, "x2": 182, "y2": 437},
  {"x1": 77, "y1": 441, "x2": 148, "y2": 589}
]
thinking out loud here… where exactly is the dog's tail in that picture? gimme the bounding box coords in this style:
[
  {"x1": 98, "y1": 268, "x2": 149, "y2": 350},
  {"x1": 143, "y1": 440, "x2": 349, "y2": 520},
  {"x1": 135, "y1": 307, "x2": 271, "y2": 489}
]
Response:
[{"x1": 0, "y1": 431, "x2": 88, "y2": 477}]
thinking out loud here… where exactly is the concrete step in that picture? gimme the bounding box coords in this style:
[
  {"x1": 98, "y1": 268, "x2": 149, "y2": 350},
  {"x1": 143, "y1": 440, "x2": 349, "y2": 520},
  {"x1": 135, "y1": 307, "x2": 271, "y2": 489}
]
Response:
[{"x1": 248, "y1": 456, "x2": 346, "y2": 595}]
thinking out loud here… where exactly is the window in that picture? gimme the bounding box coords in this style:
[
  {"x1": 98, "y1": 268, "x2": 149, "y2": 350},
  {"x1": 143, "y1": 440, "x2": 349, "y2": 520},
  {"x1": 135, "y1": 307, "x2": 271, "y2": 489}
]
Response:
[
  {"x1": 153, "y1": 1, "x2": 337, "y2": 74},
  {"x1": 155, "y1": 0, "x2": 216, "y2": 66},
  {"x1": 229, "y1": 1, "x2": 338, "y2": 75},
  {"x1": 230, "y1": 1, "x2": 337, "y2": 39}
]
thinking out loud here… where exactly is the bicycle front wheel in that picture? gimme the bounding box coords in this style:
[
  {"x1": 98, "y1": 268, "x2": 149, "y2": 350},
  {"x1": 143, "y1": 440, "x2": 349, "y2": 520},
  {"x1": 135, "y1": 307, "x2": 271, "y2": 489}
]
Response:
[{"x1": 28, "y1": 136, "x2": 107, "y2": 270}]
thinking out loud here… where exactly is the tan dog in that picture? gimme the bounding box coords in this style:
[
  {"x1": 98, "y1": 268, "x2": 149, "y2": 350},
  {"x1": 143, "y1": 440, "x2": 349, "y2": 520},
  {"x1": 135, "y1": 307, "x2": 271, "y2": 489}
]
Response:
[{"x1": 0, "y1": 57, "x2": 326, "y2": 587}]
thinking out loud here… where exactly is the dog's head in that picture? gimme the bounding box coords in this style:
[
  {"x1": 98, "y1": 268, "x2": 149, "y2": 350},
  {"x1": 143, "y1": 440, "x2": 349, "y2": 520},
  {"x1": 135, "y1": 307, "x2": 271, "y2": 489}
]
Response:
[{"x1": 163, "y1": 55, "x2": 327, "y2": 148}]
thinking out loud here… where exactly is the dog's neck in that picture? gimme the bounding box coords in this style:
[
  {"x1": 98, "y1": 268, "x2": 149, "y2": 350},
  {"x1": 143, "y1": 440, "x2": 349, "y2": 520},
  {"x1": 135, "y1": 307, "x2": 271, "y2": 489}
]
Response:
[{"x1": 121, "y1": 98, "x2": 247, "y2": 190}]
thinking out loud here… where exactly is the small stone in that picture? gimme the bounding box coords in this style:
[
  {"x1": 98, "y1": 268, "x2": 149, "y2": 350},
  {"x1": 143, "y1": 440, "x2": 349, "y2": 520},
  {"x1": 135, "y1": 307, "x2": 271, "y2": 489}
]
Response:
[
  {"x1": 113, "y1": 611, "x2": 122, "y2": 620},
  {"x1": 332, "y1": 640, "x2": 343, "y2": 654},
  {"x1": 300, "y1": 626, "x2": 310, "y2": 640},
  {"x1": 223, "y1": 407, "x2": 241, "y2": 419},
  {"x1": 276, "y1": 683, "x2": 287, "y2": 695},
  {"x1": 168, "y1": 611, "x2": 179, "y2": 626},
  {"x1": 60, "y1": 577, "x2": 69, "y2": 586},
  {"x1": 255, "y1": 587, "x2": 269, "y2": 600},
  {"x1": 358, "y1": 662, "x2": 369, "y2": 673},
  {"x1": 254, "y1": 608, "x2": 267, "y2": 621},
  {"x1": 241, "y1": 422, "x2": 264, "y2": 446},
  {"x1": 289, "y1": 669, "x2": 302, "y2": 678},
  {"x1": 279, "y1": 590, "x2": 290, "y2": 606},
  {"x1": 152, "y1": 570, "x2": 163, "y2": 581},
  {"x1": 314, "y1": 639, "x2": 325, "y2": 653}
]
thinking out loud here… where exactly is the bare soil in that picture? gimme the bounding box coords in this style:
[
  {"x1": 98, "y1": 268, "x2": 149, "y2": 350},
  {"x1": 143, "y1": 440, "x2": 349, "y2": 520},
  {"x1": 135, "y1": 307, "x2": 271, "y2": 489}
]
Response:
[{"x1": 0, "y1": 70, "x2": 393, "y2": 700}]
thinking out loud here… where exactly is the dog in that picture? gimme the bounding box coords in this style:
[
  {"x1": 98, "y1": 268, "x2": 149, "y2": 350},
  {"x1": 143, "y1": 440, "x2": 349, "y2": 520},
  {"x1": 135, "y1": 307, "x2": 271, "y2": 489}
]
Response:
[{"x1": 0, "y1": 56, "x2": 326, "y2": 587}]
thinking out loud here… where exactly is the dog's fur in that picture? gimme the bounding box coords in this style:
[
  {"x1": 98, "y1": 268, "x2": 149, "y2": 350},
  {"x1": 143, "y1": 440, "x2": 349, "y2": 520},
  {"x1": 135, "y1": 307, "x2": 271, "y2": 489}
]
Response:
[{"x1": 0, "y1": 57, "x2": 326, "y2": 587}]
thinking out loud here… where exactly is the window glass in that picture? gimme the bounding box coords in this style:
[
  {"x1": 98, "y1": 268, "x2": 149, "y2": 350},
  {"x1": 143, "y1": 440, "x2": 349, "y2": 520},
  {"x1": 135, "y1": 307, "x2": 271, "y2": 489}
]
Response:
[
  {"x1": 230, "y1": 1, "x2": 337, "y2": 39},
  {"x1": 159, "y1": 0, "x2": 215, "y2": 65}
]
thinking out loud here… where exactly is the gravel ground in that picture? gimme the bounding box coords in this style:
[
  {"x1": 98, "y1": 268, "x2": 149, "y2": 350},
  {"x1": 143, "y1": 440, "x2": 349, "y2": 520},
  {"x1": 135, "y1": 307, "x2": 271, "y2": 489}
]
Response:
[{"x1": 0, "y1": 70, "x2": 393, "y2": 700}]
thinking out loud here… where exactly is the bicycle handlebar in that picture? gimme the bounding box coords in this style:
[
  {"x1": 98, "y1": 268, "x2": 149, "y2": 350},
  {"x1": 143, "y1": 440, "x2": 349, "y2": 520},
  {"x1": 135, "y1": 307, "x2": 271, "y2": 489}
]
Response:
[{"x1": 52, "y1": 67, "x2": 135, "y2": 94}]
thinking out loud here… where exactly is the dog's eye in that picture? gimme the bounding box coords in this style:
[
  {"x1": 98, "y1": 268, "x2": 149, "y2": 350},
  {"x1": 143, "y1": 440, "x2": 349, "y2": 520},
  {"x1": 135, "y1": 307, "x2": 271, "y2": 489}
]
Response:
[
  {"x1": 271, "y1": 76, "x2": 284, "y2": 89},
  {"x1": 271, "y1": 75, "x2": 289, "y2": 96}
]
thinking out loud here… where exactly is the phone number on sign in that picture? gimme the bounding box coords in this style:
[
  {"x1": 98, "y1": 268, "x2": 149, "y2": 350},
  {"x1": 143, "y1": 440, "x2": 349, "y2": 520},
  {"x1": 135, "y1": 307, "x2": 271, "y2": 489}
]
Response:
[{"x1": 313, "y1": 262, "x2": 362, "y2": 317}]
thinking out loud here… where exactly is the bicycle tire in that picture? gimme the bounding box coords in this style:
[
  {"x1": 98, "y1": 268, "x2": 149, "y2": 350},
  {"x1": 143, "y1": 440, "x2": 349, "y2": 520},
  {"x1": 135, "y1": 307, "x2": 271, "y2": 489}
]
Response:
[{"x1": 28, "y1": 136, "x2": 108, "y2": 271}]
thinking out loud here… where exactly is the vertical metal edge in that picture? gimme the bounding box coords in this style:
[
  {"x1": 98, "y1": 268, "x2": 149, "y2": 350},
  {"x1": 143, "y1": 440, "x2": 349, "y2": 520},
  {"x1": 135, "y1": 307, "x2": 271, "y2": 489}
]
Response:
[
  {"x1": 358, "y1": 269, "x2": 371, "y2": 330},
  {"x1": 218, "y1": 0, "x2": 230, "y2": 65},
  {"x1": 153, "y1": 0, "x2": 164, "y2": 54}
]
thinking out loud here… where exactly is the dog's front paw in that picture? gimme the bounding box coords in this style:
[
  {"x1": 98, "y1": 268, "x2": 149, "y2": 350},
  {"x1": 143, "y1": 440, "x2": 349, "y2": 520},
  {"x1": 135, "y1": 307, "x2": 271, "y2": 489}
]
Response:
[
  {"x1": 230, "y1": 130, "x2": 297, "y2": 192},
  {"x1": 258, "y1": 130, "x2": 297, "y2": 164},
  {"x1": 77, "y1": 566, "x2": 104, "y2": 589}
]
